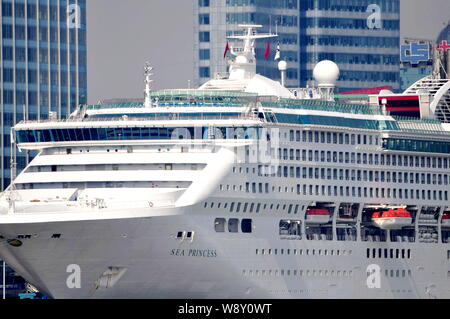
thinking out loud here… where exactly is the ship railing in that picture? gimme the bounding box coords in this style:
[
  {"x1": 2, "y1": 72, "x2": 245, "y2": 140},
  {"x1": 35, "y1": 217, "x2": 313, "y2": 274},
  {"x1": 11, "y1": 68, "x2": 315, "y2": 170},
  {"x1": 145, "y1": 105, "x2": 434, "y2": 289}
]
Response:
[
  {"x1": 83, "y1": 114, "x2": 261, "y2": 122},
  {"x1": 16, "y1": 114, "x2": 264, "y2": 125}
]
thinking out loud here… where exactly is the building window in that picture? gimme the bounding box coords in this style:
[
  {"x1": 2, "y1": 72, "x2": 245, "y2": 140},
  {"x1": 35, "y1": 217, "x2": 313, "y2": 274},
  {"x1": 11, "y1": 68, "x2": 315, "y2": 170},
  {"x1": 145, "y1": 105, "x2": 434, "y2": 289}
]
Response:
[
  {"x1": 199, "y1": 49, "x2": 210, "y2": 60},
  {"x1": 199, "y1": 31, "x2": 210, "y2": 42},
  {"x1": 198, "y1": 0, "x2": 210, "y2": 6},
  {"x1": 199, "y1": 67, "x2": 210, "y2": 78},
  {"x1": 199, "y1": 14, "x2": 210, "y2": 25}
]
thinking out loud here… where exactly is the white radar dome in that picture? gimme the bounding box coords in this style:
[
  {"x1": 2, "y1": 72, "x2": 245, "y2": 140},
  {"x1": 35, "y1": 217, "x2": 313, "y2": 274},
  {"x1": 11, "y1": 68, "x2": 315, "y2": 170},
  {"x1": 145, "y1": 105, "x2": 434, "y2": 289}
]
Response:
[
  {"x1": 313, "y1": 60, "x2": 340, "y2": 87},
  {"x1": 278, "y1": 60, "x2": 287, "y2": 71}
]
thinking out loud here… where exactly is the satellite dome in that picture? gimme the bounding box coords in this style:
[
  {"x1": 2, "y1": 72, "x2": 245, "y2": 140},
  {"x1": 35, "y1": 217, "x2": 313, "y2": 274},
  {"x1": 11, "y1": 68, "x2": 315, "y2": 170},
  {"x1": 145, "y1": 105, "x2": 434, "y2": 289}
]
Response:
[{"x1": 313, "y1": 60, "x2": 340, "y2": 87}]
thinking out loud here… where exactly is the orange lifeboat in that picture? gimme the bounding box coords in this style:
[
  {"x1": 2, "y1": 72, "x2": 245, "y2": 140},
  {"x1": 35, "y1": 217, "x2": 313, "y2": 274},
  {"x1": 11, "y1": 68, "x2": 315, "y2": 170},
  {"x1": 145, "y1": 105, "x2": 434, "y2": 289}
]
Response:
[
  {"x1": 371, "y1": 208, "x2": 412, "y2": 230},
  {"x1": 305, "y1": 208, "x2": 330, "y2": 225},
  {"x1": 442, "y1": 212, "x2": 450, "y2": 227}
]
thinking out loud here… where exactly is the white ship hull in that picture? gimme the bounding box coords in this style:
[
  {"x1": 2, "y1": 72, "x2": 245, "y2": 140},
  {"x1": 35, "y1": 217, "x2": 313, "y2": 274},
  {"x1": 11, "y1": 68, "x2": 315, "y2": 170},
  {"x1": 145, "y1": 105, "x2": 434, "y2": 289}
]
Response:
[{"x1": 0, "y1": 203, "x2": 449, "y2": 299}]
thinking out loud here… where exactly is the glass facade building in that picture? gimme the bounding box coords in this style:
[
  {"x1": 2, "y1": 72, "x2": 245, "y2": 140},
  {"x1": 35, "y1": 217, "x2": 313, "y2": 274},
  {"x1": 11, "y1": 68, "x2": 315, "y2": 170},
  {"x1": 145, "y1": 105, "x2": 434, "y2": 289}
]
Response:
[
  {"x1": 299, "y1": 0, "x2": 400, "y2": 92},
  {"x1": 194, "y1": 0, "x2": 300, "y2": 88},
  {"x1": 400, "y1": 67, "x2": 432, "y2": 92},
  {"x1": 1, "y1": 0, "x2": 87, "y2": 190},
  {"x1": 194, "y1": 0, "x2": 400, "y2": 92}
]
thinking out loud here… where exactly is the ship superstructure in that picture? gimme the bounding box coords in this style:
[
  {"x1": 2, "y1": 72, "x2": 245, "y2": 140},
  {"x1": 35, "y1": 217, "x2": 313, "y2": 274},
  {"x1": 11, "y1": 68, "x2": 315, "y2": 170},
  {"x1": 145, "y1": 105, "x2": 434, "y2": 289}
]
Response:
[{"x1": 0, "y1": 25, "x2": 450, "y2": 299}]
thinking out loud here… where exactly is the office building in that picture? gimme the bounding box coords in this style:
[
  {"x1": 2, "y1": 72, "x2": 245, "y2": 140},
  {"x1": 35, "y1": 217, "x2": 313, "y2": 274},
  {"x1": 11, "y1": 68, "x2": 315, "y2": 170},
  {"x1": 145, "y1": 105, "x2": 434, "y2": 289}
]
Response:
[
  {"x1": 194, "y1": 0, "x2": 300, "y2": 88},
  {"x1": 0, "y1": 0, "x2": 87, "y2": 190},
  {"x1": 193, "y1": 0, "x2": 400, "y2": 92}
]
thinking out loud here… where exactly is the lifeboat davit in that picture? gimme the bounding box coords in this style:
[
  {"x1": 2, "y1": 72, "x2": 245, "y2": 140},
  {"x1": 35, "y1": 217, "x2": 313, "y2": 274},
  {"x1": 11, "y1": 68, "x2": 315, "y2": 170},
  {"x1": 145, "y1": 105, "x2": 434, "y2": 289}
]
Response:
[
  {"x1": 306, "y1": 208, "x2": 330, "y2": 225},
  {"x1": 371, "y1": 208, "x2": 412, "y2": 230},
  {"x1": 442, "y1": 212, "x2": 450, "y2": 227}
]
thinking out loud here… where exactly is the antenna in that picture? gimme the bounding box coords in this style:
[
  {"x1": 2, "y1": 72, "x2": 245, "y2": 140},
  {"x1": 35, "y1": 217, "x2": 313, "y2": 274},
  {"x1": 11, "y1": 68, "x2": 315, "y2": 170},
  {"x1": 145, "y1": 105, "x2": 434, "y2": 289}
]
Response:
[
  {"x1": 269, "y1": 15, "x2": 272, "y2": 34},
  {"x1": 226, "y1": 25, "x2": 278, "y2": 80},
  {"x1": 144, "y1": 62, "x2": 154, "y2": 108}
]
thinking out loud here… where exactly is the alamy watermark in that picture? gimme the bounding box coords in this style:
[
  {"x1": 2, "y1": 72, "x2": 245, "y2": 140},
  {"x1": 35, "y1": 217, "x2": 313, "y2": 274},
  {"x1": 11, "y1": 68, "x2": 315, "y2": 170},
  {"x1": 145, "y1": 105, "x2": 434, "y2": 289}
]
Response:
[
  {"x1": 66, "y1": 264, "x2": 81, "y2": 289},
  {"x1": 366, "y1": 264, "x2": 381, "y2": 289},
  {"x1": 169, "y1": 127, "x2": 281, "y2": 168},
  {"x1": 366, "y1": 4, "x2": 382, "y2": 30},
  {"x1": 67, "y1": 4, "x2": 81, "y2": 29}
]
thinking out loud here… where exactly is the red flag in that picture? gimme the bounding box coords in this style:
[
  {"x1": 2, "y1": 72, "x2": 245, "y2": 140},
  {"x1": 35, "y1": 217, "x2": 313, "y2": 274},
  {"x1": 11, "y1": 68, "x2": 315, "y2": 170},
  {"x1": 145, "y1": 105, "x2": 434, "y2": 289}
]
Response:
[
  {"x1": 223, "y1": 41, "x2": 230, "y2": 59},
  {"x1": 264, "y1": 41, "x2": 271, "y2": 59}
]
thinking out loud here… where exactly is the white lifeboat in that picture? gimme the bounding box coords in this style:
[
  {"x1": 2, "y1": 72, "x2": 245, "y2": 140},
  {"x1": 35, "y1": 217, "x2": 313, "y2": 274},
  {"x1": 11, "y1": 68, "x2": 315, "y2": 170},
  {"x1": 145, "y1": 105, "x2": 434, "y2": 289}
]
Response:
[
  {"x1": 371, "y1": 208, "x2": 412, "y2": 230},
  {"x1": 305, "y1": 208, "x2": 330, "y2": 225}
]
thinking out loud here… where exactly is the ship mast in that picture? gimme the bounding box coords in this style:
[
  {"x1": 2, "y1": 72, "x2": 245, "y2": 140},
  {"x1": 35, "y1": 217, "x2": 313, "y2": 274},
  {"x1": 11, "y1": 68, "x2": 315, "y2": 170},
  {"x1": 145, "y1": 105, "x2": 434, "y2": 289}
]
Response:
[
  {"x1": 226, "y1": 25, "x2": 277, "y2": 80},
  {"x1": 144, "y1": 62, "x2": 154, "y2": 108}
]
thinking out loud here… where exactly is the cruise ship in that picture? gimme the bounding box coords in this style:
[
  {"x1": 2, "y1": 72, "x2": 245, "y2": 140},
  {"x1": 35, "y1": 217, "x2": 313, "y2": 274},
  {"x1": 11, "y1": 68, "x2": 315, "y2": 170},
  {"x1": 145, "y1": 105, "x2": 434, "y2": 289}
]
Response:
[{"x1": 1, "y1": 25, "x2": 450, "y2": 299}]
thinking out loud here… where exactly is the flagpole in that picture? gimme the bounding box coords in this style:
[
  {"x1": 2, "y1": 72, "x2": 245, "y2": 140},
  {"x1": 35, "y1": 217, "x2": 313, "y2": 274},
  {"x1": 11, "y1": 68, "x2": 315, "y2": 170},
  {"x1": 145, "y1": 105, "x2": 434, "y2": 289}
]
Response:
[
  {"x1": 269, "y1": 15, "x2": 272, "y2": 34},
  {"x1": 2, "y1": 261, "x2": 5, "y2": 300}
]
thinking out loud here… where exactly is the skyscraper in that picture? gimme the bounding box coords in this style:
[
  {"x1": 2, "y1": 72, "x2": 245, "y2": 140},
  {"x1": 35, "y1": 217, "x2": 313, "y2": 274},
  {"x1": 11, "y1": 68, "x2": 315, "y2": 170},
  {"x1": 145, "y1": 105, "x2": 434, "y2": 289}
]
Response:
[
  {"x1": 194, "y1": 0, "x2": 300, "y2": 88},
  {"x1": 299, "y1": 0, "x2": 400, "y2": 92},
  {"x1": 193, "y1": 0, "x2": 400, "y2": 92},
  {"x1": 0, "y1": 0, "x2": 87, "y2": 190}
]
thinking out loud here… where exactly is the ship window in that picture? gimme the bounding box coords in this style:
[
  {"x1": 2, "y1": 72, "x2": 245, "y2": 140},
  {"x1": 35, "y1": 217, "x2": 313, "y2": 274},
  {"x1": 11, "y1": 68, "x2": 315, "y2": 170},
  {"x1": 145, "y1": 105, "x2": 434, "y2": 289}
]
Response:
[
  {"x1": 228, "y1": 219, "x2": 239, "y2": 233},
  {"x1": 214, "y1": 218, "x2": 226, "y2": 233},
  {"x1": 186, "y1": 232, "x2": 194, "y2": 240},
  {"x1": 241, "y1": 219, "x2": 252, "y2": 233},
  {"x1": 51, "y1": 234, "x2": 61, "y2": 239},
  {"x1": 176, "y1": 232, "x2": 184, "y2": 240},
  {"x1": 279, "y1": 220, "x2": 301, "y2": 238}
]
